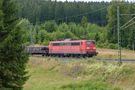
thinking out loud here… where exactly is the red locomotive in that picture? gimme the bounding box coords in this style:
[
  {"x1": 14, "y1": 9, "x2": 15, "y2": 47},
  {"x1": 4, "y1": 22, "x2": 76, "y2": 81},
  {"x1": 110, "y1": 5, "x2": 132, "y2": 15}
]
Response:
[
  {"x1": 48, "y1": 39, "x2": 97, "y2": 57},
  {"x1": 27, "y1": 39, "x2": 98, "y2": 57}
]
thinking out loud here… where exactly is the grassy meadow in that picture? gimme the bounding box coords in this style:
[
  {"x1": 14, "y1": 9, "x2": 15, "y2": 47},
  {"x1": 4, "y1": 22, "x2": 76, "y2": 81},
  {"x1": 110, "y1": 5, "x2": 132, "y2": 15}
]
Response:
[
  {"x1": 24, "y1": 54, "x2": 135, "y2": 90},
  {"x1": 96, "y1": 48, "x2": 135, "y2": 59}
]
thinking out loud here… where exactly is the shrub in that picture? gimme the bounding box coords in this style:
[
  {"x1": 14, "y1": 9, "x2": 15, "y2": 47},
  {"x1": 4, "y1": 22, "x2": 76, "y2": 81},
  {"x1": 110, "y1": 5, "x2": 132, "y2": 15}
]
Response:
[{"x1": 97, "y1": 42, "x2": 118, "y2": 49}]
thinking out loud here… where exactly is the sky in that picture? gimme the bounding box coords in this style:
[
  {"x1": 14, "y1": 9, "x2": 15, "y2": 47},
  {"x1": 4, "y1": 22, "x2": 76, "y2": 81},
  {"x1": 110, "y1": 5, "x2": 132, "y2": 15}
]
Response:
[{"x1": 56, "y1": 0, "x2": 134, "y2": 2}]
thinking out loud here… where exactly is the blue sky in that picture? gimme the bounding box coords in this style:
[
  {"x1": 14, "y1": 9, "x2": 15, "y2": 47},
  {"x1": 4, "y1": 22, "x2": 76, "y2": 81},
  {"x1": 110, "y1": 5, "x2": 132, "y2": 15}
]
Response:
[{"x1": 56, "y1": 0, "x2": 134, "y2": 2}]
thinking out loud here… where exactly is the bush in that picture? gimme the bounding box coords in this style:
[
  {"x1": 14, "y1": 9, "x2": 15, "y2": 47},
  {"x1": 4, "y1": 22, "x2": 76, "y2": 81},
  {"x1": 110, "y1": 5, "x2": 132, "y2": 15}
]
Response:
[
  {"x1": 97, "y1": 42, "x2": 118, "y2": 49},
  {"x1": 107, "y1": 43, "x2": 118, "y2": 49}
]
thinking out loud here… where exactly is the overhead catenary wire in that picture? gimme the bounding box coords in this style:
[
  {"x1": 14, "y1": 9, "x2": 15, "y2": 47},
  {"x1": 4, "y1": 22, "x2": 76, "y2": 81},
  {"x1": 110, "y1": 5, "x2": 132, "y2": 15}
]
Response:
[
  {"x1": 54, "y1": 6, "x2": 107, "y2": 22},
  {"x1": 120, "y1": 16, "x2": 135, "y2": 29},
  {"x1": 120, "y1": 14, "x2": 135, "y2": 16},
  {"x1": 116, "y1": 2, "x2": 135, "y2": 65},
  {"x1": 52, "y1": 1, "x2": 134, "y2": 22},
  {"x1": 122, "y1": 21, "x2": 135, "y2": 29}
]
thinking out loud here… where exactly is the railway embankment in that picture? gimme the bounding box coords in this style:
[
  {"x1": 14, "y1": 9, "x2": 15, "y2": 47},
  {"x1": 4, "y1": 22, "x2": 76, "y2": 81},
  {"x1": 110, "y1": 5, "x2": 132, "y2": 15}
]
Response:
[{"x1": 24, "y1": 57, "x2": 135, "y2": 90}]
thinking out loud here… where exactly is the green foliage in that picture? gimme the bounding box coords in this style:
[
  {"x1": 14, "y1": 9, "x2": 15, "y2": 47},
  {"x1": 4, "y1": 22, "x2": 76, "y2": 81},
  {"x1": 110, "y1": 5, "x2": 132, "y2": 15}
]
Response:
[
  {"x1": 81, "y1": 16, "x2": 88, "y2": 27},
  {"x1": 24, "y1": 19, "x2": 106, "y2": 45},
  {"x1": 0, "y1": 0, "x2": 3, "y2": 32},
  {"x1": 97, "y1": 42, "x2": 118, "y2": 49},
  {"x1": 14, "y1": 0, "x2": 135, "y2": 50},
  {"x1": 60, "y1": 80, "x2": 121, "y2": 90},
  {"x1": 16, "y1": 0, "x2": 109, "y2": 25},
  {"x1": 41, "y1": 21, "x2": 57, "y2": 33},
  {"x1": 107, "y1": 1, "x2": 135, "y2": 49},
  {"x1": 0, "y1": 0, "x2": 29, "y2": 89},
  {"x1": 19, "y1": 19, "x2": 31, "y2": 45}
]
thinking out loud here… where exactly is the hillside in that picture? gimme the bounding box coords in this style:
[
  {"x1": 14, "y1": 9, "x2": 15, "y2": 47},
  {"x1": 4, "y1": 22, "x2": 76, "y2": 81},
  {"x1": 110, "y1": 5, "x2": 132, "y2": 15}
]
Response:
[
  {"x1": 17, "y1": 0, "x2": 109, "y2": 25},
  {"x1": 24, "y1": 53, "x2": 135, "y2": 90}
]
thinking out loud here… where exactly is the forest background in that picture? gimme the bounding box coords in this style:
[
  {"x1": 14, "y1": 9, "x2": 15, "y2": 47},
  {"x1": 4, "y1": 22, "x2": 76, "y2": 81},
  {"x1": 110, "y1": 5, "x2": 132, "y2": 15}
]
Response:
[{"x1": 17, "y1": 0, "x2": 135, "y2": 50}]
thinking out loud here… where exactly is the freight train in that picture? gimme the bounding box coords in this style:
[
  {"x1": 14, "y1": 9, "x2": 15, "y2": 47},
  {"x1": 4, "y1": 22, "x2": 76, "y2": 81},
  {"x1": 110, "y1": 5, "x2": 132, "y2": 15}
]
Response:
[{"x1": 26, "y1": 39, "x2": 98, "y2": 57}]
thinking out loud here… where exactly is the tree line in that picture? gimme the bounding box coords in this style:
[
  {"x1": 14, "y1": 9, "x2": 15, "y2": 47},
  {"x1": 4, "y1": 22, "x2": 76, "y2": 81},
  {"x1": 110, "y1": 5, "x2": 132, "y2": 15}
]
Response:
[
  {"x1": 107, "y1": 1, "x2": 135, "y2": 49},
  {"x1": 16, "y1": 0, "x2": 135, "y2": 50},
  {"x1": 16, "y1": 0, "x2": 109, "y2": 26},
  {"x1": 23, "y1": 17, "x2": 107, "y2": 47},
  {"x1": 21, "y1": 1, "x2": 135, "y2": 50}
]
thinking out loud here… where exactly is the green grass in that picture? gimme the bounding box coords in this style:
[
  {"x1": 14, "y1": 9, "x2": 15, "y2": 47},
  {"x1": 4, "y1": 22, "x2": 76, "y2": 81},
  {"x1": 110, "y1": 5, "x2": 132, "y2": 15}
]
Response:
[
  {"x1": 60, "y1": 80, "x2": 122, "y2": 90},
  {"x1": 23, "y1": 57, "x2": 135, "y2": 90}
]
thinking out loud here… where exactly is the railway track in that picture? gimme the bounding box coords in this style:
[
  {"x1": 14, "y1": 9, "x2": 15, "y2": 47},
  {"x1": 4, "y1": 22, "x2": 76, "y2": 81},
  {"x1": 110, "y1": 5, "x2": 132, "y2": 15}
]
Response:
[
  {"x1": 30, "y1": 55, "x2": 135, "y2": 63},
  {"x1": 95, "y1": 58, "x2": 135, "y2": 63}
]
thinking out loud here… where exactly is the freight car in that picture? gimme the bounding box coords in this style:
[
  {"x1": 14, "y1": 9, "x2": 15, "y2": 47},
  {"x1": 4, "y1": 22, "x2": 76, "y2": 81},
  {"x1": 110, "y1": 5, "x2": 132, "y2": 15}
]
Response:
[{"x1": 26, "y1": 45, "x2": 49, "y2": 56}]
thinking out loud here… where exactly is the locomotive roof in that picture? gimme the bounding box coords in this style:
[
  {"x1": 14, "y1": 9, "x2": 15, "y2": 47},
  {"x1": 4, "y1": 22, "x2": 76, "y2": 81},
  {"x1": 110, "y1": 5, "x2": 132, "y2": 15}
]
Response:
[{"x1": 50, "y1": 40, "x2": 95, "y2": 43}]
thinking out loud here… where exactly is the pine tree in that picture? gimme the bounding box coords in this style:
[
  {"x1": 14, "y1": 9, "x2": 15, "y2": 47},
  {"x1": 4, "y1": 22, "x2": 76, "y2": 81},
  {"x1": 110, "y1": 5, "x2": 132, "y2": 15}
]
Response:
[
  {"x1": 0, "y1": 0, "x2": 29, "y2": 89},
  {"x1": 0, "y1": 0, "x2": 4, "y2": 88},
  {"x1": 0, "y1": 0, "x2": 3, "y2": 40},
  {"x1": 81, "y1": 16, "x2": 88, "y2": 39},
  {"x1": 107, "y1": 1, "x2": 132, "y2": 48}
]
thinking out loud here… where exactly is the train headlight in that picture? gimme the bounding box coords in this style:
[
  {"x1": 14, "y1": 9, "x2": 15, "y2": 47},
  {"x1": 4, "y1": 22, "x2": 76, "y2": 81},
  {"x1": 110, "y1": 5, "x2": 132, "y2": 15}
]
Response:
[
  {"x1": 86, "y1": 47, "x2": 90, "y2": 49},
  {"x1": 93, "y1": 47, "x2": 96, "y2": 49}
]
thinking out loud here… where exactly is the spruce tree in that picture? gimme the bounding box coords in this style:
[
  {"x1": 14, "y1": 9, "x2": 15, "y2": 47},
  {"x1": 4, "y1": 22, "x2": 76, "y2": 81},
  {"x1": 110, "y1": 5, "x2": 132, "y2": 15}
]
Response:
[
  {"x1": 81, "y1": 16, "x2": 88, "y2": 39},
  {"x1": 0, "y1": 0, "x2": 3, "y2": 38},
  {"x1": 107, "y1": 1, "x2": 132, "y2": 48},
  {"x1": 0, "y1": 0, "x2": 3, "y2": 88},
  {"x1": 0, "y1": 0, "x2": 29, "y2": 90}
]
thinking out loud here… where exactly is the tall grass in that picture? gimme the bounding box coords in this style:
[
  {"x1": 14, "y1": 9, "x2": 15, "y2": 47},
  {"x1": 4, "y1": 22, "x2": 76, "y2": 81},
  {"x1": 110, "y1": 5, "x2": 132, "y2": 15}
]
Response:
[{"x1": 24, "y1": 57, "x2": 135, "y2": 90}]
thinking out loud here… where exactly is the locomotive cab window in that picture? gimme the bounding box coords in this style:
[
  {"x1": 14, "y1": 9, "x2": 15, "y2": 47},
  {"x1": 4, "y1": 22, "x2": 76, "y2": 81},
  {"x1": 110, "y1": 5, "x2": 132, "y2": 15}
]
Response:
[
  {"x1": 87, "y1": 41, "x2": 95, "y2": 45},
  {"x1": 86, "y1": 41, "x2": 91, "y2": 45},
  {"x1": 91, "y1": 41, "x2": 95, "y2": 44},
  {"x1": 53, "y1": 43, "x2": 60, "y2": 46},
  {"x1": 65, "y1": 43, "x2": 71, "y2": 46},
  {"x1": 41, "y1": 47, "x2": 46, "y2": 50},
  {"x1": 71, "y1": 42, "x2": 80, "y2": 46}
]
